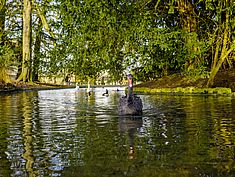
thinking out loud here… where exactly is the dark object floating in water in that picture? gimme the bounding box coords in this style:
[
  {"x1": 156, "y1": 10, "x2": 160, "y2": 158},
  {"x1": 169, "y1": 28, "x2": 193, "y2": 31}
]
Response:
[
  {"x1": 87, "y1": 91, "x2": 92, "y2": 96},
  {"x1": 118, "y1": 74, "x2": 143, "y2": 115},
  {"x1": 102, "y1": 89, "x2": 109, "y2": 96}
]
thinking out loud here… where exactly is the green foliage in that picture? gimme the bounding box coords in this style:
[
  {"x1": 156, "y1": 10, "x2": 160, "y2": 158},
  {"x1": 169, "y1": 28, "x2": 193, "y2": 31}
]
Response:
[
  {"x1": 3, "y1": 0, "x2": 235, "y2": 84},
  {"x1": 0, "y1": 45, "x2": 15, "y2": 68},
  {"x1": 57, "y1": 0, "x2": 136, "y2": 80},
  {"x1": 0, "y1": 0, "x2": 6, "y2": 11}
]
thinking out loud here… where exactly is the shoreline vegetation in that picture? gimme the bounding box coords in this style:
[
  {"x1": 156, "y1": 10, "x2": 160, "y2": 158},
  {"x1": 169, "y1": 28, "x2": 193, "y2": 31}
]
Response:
[
  {"x1": 1, "y1": 82, "x2": 234, "y2": 96},
  {"x1": 0, "y1": 83, "x2": 234, "y2": 96},
  {"x1": 1, "y1": 69, "x2": 235, "y2": 96},
  {"x1": 1, "y1": 1, "x2": 235, "y2": 98},
  {"x1": 135, "y1": 87, "x2": 234, "y2": 96},
  {"x1": 0, "y1": 82, "x2": 124, "y2": 94},
  {"x1": 135, "y1": 69, "x2": 235, "y2": 96}
]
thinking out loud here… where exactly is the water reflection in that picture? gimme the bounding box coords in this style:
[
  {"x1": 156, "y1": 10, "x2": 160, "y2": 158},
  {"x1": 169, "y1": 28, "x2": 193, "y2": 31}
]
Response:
[
  {"x1": 21, "y1": 92, "x2": 36, "y2": 177},
  {"x1": 0, "y1": 89, "x2": 235, "y2": 177},
  {"x1": 119, "y1": 116, "x2": 143, "y2": 159}
]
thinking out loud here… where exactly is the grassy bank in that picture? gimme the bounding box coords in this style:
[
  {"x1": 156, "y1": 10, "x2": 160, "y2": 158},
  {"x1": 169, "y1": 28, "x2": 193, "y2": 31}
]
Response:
[
  {"x1": 134, "y1": 69, "x2": 235, "y2": 95},
  {"x1": 135, "y1": 86, "x2": 234, "y2": 96}
]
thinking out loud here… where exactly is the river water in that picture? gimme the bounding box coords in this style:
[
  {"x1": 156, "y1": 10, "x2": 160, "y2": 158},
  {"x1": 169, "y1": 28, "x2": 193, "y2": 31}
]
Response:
[{"x1": 0, "y1": 88, "x2": 234, "y2": 177}]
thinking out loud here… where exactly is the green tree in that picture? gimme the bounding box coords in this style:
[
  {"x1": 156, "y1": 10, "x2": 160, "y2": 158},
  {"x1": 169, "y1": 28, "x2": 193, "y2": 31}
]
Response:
[
  {"x1": 31, "y1": 19, "x2": 42, "y2": 82},
  {"x1": 2, "y1": 0, "x2": 234, "y2": 85},
  {"x1": 0, "y1": 0, "x2": 17, "y2": 83},
  {"x1": 59, "y1": 0, "x2": 126, "y2": 82},
  {"x1": 207, "y1": 0, "x2": 235, "y2": 86},
  {"x1": 16, "y1": 0, "x2": 32, "y2": 82}
]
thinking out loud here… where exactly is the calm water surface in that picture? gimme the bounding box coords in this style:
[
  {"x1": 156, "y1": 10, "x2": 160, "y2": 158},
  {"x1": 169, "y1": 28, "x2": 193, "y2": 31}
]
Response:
[{"x1": 0, "y1": 88, "x2": 235, "y2": 177}]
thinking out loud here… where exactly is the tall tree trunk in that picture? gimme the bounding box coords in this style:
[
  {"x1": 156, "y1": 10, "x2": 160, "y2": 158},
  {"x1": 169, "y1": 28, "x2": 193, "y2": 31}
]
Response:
[
  {"x1": 212, "y1": 34, "x2": 221, "y2": 71},
  {"x1": 32, "y1": 20, "x2": 42, "y2": 82},
  {"x1": 177, "y1": 0, "x2": 197, "y2": 33},
  {"x1": 207, "y1": 0, "x2": 233, "y2": 87},
  {"x1": 17, "y1": 0, "x2": 32, "y2": 82}
]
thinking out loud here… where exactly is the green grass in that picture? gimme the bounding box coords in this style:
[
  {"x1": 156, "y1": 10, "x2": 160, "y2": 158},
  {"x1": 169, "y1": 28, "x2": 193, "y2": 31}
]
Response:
[{"x1": 135, "y1": 87, "x2": 234, "y2": 95}]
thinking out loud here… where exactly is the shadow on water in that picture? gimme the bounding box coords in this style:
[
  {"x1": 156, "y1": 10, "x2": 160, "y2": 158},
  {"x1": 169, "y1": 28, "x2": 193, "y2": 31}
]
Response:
[{"x1": 0, "y1": 89, "x2": 235, "y2": 177}]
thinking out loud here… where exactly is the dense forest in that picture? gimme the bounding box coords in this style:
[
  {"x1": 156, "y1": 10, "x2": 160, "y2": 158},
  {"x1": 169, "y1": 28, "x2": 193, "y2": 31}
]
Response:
[{"x1": 0, "y1": 0, "x2": 235, "y2": 86}]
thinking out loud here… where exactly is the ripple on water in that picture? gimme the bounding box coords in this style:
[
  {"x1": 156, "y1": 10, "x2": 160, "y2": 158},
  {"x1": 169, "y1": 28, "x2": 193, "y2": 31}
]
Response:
[{"x1": 1, "y1": 90, "x2": 235, "y2": 177}]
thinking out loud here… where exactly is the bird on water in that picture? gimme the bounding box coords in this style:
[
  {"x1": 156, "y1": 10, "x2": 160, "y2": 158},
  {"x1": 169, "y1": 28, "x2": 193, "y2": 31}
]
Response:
[
  {"x1": 118, "y1": 74, "x2": 143, "y2": 115},
  {"x1": 102, "y1": 89, "x2": 109, "y2": 96}
]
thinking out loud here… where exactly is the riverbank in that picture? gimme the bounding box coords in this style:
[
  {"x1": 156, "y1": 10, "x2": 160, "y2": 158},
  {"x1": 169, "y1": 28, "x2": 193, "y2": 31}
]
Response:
[
  {"x1": 135, "y1": 86, "x2": 234, "y2": 95},
  {"x1": 135, "y1": 68, "x2": 235, "y2": 95},
  {"x1": 0, "y1": 82, "x2": 123, "y2": 94},
  {"x1": 1, "y1": 68, "x2": 235, "y2": 95},
  {"x1": 0, "y1": 82, "x2": 74, "y2": 94}
]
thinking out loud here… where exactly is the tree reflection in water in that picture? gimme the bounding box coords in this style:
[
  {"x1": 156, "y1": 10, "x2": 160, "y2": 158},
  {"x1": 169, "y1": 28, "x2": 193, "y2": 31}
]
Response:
[
  {"x1": 21, "y1": 92, "x2": 36, "y2": 177},
  {"x1": 1, "y1": 90, "x2": 235, "y2": 177}
]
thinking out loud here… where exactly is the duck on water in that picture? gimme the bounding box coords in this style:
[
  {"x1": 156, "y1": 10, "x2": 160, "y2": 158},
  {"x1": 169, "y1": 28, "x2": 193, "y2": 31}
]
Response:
[
  {"x1": 118, "y1": 74, "x2": 143, "y2": 115},
  {"x1": 102, "y1": 89, "x2": 109, "y2": 96}
]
